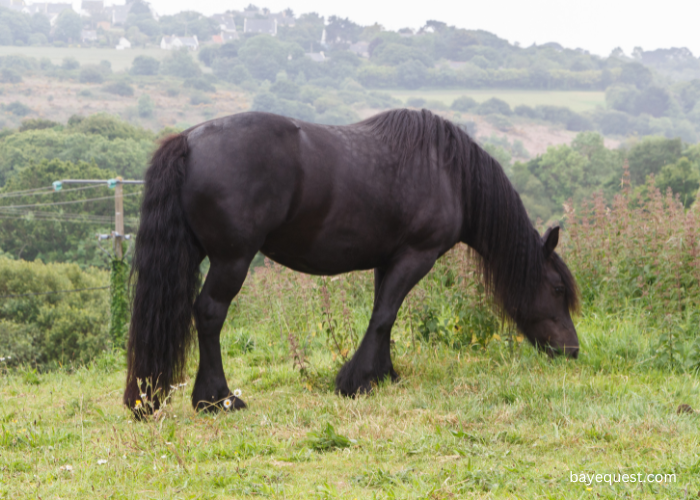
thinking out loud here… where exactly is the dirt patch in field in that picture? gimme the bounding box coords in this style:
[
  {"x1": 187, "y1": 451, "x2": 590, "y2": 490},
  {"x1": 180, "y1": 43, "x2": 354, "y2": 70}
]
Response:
[{"x1": 0, "y1": 78, "x2": 250, "y2": 130}]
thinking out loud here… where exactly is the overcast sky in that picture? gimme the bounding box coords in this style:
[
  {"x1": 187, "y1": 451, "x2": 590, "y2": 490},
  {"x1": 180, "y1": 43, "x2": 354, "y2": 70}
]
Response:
[{"x1": 91, "y1": 0, "x2": 699, "y2": 57}]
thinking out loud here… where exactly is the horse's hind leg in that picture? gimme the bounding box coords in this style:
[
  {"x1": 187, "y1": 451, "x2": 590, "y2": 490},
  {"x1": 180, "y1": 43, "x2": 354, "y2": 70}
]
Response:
[
  {"x1": 191, "y1": 256, "x2": 253, "y2": 412},
  {"x1": 336, "y1": 249, "x2": 437, "y2": 396}
]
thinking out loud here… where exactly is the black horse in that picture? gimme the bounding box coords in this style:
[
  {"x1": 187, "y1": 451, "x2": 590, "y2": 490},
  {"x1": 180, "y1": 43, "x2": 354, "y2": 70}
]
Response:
[{"x1": 124, "y1": 109, "x2": 579, "y2": 412}]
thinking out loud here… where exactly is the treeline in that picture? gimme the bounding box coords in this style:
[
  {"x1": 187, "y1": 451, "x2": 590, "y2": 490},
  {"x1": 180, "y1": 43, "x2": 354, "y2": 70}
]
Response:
[{"x1": 512, "y1": 133, "x2": 700, "y2": 222}]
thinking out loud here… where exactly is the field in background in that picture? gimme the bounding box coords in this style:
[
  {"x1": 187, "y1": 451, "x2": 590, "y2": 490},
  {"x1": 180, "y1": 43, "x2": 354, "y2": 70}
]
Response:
[
  {"x1": 0, "y1": 313, "x2": 697, "y2": 499},
  {"x1": 390, "y1": 89, "x2": 606, "y2": 113},
  {"x1": 0, "y1": 47, "x2": 173, "y2": 72}
]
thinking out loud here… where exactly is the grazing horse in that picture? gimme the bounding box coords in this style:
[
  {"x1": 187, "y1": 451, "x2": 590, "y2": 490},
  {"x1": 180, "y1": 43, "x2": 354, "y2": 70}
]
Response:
[{"x1": 124, "y1": 109, "x2": 580, "y2": 412}]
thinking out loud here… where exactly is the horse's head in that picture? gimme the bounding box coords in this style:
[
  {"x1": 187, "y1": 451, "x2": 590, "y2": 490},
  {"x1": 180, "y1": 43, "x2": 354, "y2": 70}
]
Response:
[{"x1": 517, "y1": 226, "x2": 580, "y2": 358}]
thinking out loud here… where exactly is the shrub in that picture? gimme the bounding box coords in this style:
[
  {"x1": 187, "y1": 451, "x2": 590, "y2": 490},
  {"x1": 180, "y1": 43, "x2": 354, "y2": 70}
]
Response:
[
  {"x1": 406, "y1": 97, "x2": 426, "y2": 108},
  {"x1": 0, "y1": 257, "x2": 109, "y2": 367},
  {"x1": 3, "y1": 101, "x2": 32, "y2": 116},
  {"x1": 183, "y1": 77, "x2": 216, "y2": 93},
  {"x1": 476, "y1": 97, "x2": 512, "y2": 116},
  {"x1": 0, "y1": 68, "x2": 22, "y2": 83},
  {"x1": 61, "y1": 57, "x2": 79, "y2": 70},
  {"x1": 138, "y1": 94, "x2": 155, "y2": 118},
  {"x1": 514, "y1": 105, "x2": 538, "y2": 118},
  {"x1": 451, "y1": 96, "x2": 478, "y2": 112},
  {"x1": 19, "y1": 118, "x2": 59, "y2": 131},
  {"x1": 130, "y1": 55, "x2": 160, "y2": 76},
  {"x1": 270, "y1": 79, "x2": 300, "y2": 100},
  {"x1": 160, "y1": 49, "x2": 201, "y2": 78},
  {"x1": 79, "y1": 65, "x2": 105, "y2": 84},
  {"x1": 102, "y1": 81, "x2": 134, "y2": 97},
  {"x1": 67, "y1": 113, "x2": 148, "y2": 140}
]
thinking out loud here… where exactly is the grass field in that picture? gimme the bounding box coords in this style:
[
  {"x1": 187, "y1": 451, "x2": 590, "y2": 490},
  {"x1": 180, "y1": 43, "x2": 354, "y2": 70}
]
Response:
[
  {"x1": 389, "y1": 89, "x2": 606, "y2": 113},
  {"x1": 1, "y1": 310, "x2": 698, "y2": 499},
  {"x1": 0, "y1": 47, "x2": 171, "y2": 72}
]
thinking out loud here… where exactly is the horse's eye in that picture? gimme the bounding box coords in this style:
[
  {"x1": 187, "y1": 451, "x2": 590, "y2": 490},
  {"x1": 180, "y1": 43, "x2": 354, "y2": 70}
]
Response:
[{"x1": 554, "y1": 286, "x2": 565, "y2": 295}]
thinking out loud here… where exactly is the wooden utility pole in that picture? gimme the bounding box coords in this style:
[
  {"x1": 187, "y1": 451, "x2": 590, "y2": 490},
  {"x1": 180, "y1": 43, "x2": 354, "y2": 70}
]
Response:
[
  {"x1": 114, "y1": 177, "x2": 124, "y2": 259},
  {"x1": 53, "y1": 178, "x2": 144, "y2": 257}
]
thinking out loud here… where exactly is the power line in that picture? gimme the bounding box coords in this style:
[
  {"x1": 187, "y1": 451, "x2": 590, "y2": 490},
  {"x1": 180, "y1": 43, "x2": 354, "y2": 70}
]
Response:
[
  {"x1": 0, "y1": 213, "x2": 139, "y2": 225},
  {"x1": 0, "y1": 286, "x2": 109, "y2": 299},
  {"x1": 0, "y1": 186, "x2": 54, "y2": 197},
  {"x1": 0, "y1": 184, "x2": 109, "y2": 199},
  {"x1": 0, "y1": 191, "x2": 142, "y2": 210}
]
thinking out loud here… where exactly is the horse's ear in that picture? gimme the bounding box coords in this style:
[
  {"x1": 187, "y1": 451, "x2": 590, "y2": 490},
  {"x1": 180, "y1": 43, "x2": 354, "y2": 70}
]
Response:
[{"x1": 542, "y1": 226, "x2": 559, "y2": 258}]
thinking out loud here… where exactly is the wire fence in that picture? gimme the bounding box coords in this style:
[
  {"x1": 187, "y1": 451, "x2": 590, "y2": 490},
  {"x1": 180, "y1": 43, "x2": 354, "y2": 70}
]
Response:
[{"x1": 0, "y1": 286, "x2": 109, "y2": 299}]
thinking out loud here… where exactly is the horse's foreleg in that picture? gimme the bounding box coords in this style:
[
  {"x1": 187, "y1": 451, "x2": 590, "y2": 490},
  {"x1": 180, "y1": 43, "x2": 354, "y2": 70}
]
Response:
[
  {"x1": 191, "y1": 257, "x2": 252, "y2": 412},
  {"x1": 336, "y1": 249, "x2": 437, "y2": 396}
]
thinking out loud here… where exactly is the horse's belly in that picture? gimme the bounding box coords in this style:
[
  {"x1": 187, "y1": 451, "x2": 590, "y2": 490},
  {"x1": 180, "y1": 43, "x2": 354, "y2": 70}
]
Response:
[{"x1": 260, "y1": 229, "x2": 387, "y2": 275}]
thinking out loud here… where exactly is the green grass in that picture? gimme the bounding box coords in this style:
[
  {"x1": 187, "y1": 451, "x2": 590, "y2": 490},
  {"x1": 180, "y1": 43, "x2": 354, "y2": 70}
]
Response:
[
  {"x1": 1, "y1": 311, "x2": 698, "y2": 499},
  {"x1": 390, "y1": 89, "x2": 606, "y2": 113},
  {"x1": 0, "y1": 47, "x2": 170, "y2": 72}
]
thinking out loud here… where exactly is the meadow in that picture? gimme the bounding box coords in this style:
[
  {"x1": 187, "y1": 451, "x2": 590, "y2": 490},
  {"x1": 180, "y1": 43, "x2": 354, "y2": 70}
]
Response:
[
  {"x1": 389, "y1": 89, "x2": 606, "y2": 113},
  {"x1": 0, "y1": 47, "x2": 171, "y2": 72},
  {"x1": 0, "y1": 307, "x2": 698, "y2": 499}
]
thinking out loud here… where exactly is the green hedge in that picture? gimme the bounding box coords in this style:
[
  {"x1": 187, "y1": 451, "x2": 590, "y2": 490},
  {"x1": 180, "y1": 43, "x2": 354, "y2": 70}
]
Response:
[{"x1": 0, "y1": 257, "x2": 110, "y2": 367}]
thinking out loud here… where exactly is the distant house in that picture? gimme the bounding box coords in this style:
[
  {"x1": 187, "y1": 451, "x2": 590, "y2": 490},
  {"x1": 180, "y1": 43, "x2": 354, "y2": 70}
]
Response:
[
  {"x1": 305, "y1": 52, "x2": 326, "y2": 63},
  {"x1": 81, "y1": 0, "x2": 104, "y2": 15},
  {"x1": 81, "y1": 29, "x2": 98, "y2": 42},
  {"x1": 96, "y1": 21, "x2": 111, "y2": 31},
  {"x1": 160, "y1": 35, "x2": 199, "y2": 51},
  {"x1": 46, "y1": 2, "x2": 74, "y2": 15},
  {"x1": 211, "y1": 13, "x2": 239, "y2": 41},
  {"x1": 115, "y1": 37, "x2": 131, "y2": 50},
  {"x1": 270, "y1": 11, "x2": 295, "y2": 27},
  {"x1": 243, "y1": 18, "x2": 277, "y2": 36},
  {"x1": 108, "y1": 3, "x2": 131, "y2": 26},
  {"x1": 348, "y1": 41, "x2": 370, "y2": 58}
]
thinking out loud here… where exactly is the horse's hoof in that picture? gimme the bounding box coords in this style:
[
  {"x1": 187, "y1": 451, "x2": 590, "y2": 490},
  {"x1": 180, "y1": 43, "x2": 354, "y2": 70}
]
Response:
[{"x1": 335, "y1": 365, "x2": 399, "y2": 397}]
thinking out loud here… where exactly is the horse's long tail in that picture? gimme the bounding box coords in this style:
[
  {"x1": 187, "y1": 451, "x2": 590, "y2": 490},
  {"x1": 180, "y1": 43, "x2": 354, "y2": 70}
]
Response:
[{"x1": 124, "y1": 133, "x2": 202, "y2": 406}]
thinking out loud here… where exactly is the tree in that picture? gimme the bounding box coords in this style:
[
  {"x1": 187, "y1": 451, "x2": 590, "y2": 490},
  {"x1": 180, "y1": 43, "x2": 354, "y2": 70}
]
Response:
[
  {"x1": 656, "y1": 157, "x2": 700, "y2": 207},
  {"x1": 476, "y1": 97, "x2": 512, "y2": 116},
  {"x1": 619, "y1": 62, "x2": 653, "y2": 89},
  {"x1": 627, "y1": 136, "x2": 683, "y2": 185},
  {"x1": 160, "y1": 49, "x2": 201, "y2": 78},
  {"x1": 130, "y1": 55, "x2": 160, "y2": 75},
  {"x1": 238, "y1": 36, "x2": 298, "y2": 81},
  {"x1": 396, "y1": 59, "x2": 427, "y2": 89},
  {"x1": 634, "y1": 86, "x2": 671, "y2": 117},
  {"x1": 326, "y1": 16, "x2": 362, "y2": 44},
  {"x1": 53, "y1": 10, "x2": 82, "y2": 43},
  {"x1": 451, "y1": 96, "x2": 478, "y2": 112},
  {"x1": 138, "y1": 94, "x2": 155, "y2": 118}
]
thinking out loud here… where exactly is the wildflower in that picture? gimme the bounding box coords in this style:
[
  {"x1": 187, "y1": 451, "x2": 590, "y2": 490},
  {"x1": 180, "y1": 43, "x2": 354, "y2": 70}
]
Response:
[
  {"x1": 223, "y1": 399, "x2": 232, "y2": 409},
  {"x1": 161, "y1": 455, "x2": 166, "y2": 459},
  {"x1": 0, "y1": 357, "x2": 5, "y2": 362},
  {"x1": 170, "y1": 385, "x2": 177, "y2": 390},
  {"x1": 59, "y1": 465, "x2": 73, "y2": 472},
  {"x1": 140, "y1": 393, "x2": 147, "y2": 399},
  {"x1": 233, "y1": 389, "x2": 242, "y2": 398},
  {"x1": 97, "y1": 459, "x2": 107, "y2": 465},
  {"x1": 134, "y1": 400, "x2": 142, "y2": 409},
  {"x1": 179, "y1": 382, "x2": 187, "y2": 387}
]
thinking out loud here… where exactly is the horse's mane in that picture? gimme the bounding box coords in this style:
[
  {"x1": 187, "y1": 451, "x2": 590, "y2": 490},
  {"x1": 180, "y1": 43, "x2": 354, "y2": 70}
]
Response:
[{"x1": 363, "y1": 108, "x2": 579, "y2": 318}]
